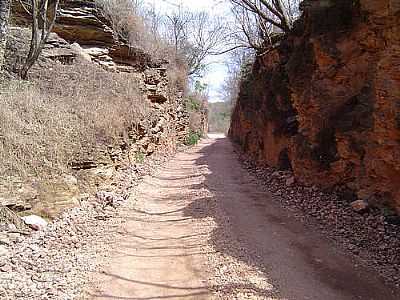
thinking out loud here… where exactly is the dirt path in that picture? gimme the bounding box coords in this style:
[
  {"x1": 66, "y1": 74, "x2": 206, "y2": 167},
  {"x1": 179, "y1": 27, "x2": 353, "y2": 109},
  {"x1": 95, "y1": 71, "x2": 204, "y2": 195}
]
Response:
[{"x1": 86, "y1": 137, "x2": 400, "y2": 300}]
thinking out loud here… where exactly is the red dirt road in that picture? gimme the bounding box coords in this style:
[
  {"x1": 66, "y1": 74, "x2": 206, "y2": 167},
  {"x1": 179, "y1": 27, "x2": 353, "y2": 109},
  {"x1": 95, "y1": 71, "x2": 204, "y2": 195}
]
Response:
[{"x1": 87, "y1": 137, "x2": 400, "y2": 300}]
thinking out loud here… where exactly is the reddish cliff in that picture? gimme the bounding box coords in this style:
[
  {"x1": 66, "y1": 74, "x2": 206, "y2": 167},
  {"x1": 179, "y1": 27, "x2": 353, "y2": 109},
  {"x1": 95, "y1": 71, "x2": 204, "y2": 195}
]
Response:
[{"x1": 230, "y1": 0, "x2": 400, "y2": 214}]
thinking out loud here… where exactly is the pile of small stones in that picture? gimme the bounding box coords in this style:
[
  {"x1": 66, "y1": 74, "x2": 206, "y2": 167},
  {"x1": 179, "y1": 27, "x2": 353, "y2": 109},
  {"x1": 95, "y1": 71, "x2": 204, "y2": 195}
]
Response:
[
  {"x1": 236, "y1": 150, "x2": 400, "y2": 288},
  {"x1": 0, "y1": 153, "x2": 172, "y2": 300}
]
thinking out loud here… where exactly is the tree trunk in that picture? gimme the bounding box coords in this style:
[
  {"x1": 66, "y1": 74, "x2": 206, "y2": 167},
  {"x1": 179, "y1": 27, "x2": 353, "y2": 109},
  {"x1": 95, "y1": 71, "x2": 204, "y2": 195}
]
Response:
[{"x1": 0, "y1": 0, "x2": 11, "y2": 71}]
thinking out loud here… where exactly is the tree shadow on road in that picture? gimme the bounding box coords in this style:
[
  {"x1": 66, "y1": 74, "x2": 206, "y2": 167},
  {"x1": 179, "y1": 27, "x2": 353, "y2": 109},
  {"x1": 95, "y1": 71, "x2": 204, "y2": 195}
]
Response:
[
  {"x1": 88, "y1": 271, "x2": 277, "y2": 299},
  {"x1": 181, "y1": 138, "x2": 400, "y2": 300},
  {"x1": 88, "y1": 138, "x2": 280, "y2": 300},
  {"x1": 87, "y1": 138, "x2": 400, "y2": 300}
]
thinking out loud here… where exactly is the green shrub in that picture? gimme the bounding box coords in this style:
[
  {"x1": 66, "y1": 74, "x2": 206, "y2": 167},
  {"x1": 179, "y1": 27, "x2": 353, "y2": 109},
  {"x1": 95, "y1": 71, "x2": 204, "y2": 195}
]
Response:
[
  {"x1": 185, "y1": 96, "x2": 202, "y2": 112},
  {"x1": 135, "y1": 151, "x2": 145, "y2": 164},
  {"x1": 185, "y1": 130, "x2": 201, "y2": 145}
]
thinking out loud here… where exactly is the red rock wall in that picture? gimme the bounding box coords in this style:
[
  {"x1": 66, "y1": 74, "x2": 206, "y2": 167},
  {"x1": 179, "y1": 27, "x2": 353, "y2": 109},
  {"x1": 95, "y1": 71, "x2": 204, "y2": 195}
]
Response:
[{"x1": 230, "y1": 0, "x2": 400, "y2": 213}]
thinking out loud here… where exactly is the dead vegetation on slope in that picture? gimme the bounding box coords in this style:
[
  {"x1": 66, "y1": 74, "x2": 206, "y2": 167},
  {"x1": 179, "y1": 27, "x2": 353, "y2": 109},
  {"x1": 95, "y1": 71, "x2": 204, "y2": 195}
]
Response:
[
  {"x1": 0, "y1": 61, "x2": 149, "y2": 179},
  {"x1": 0, "y1": 0, "x2": 209, "y2": 218}
]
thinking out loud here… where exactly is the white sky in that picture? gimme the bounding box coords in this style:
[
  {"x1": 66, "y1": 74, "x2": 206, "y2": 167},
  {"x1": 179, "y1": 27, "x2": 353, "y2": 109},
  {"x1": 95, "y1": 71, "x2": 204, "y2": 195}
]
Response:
[
  {"x1": 145, "y1": 0, "x2": 230, "y2": 102},
  {"x1": 151, "y1": 0, "x2": 225, "y2": 12}
]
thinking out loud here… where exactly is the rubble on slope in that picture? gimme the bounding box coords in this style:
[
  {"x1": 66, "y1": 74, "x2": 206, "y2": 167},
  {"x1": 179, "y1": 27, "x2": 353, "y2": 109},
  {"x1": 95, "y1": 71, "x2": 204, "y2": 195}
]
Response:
[{"x1": 0, "y1": 152, "x2": 173, "y2": 299}]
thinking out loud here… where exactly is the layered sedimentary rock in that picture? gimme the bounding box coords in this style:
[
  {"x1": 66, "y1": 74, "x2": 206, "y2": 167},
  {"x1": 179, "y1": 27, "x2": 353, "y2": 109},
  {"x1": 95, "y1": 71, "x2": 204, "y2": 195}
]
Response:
[
  {"x1": 2, "y1": 0, "x2": 194, "y2": 216},
  {"x1": 11, "y1": 0, "x2": 157, "y2": 72},
  {"x1": 230, "y1": 0, "x2": 400, "y2": 213}
]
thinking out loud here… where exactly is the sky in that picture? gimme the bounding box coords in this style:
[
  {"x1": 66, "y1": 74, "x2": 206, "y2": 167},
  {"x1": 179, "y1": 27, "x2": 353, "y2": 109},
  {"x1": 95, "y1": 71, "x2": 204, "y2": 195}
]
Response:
[{"x1": 144, "y1": 0, "x2": 231, "y2": 102}]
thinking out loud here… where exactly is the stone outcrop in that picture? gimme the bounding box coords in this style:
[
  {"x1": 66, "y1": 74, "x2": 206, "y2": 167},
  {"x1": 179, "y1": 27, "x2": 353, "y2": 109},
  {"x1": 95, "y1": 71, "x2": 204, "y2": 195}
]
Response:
[
  {"x1": 230, "y1": 0, "x2": 400, "y2": 214},
  {"x1": 1, "y1": 0, "x2": 196, "y2": 217},
  {"x1": 11, "y1": 0, "x2": 158, "y2": 72}
]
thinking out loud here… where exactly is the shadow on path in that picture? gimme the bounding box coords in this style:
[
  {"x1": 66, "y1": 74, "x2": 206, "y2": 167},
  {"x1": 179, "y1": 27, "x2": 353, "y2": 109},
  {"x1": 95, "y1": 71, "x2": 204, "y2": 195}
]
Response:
[
  {"x1": 88, "y1": 137, "x2": 400, "y2": 300},
  {"x1": 180, "y1": 137, "x2": 400, "y2": 300}
]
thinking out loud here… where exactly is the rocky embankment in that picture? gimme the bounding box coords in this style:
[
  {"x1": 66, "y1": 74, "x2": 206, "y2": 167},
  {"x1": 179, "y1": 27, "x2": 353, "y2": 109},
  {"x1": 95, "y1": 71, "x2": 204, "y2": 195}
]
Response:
[
  {"x1": 0, "y1": 151, "x2": 176, "y2": 299},
  {"x1": 230, "y1": 1, "x2": 400, "y2": 214},
  {"x1": 1, "y1": 0, "x2": 197, "y2": 217}
]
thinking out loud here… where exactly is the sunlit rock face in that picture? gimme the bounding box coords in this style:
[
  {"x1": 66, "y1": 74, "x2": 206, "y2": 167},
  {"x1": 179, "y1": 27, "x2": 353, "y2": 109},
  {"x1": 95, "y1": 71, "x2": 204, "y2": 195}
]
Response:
[
  {"x1": 2, "y1": 0, "x2": 201, "y2": 217},
  {"x1": 230, "y1": 0, "x2": 400, "y2": 214},
  {"x1": 12, "y1": 0, "x2": 159, "y2": 72}
]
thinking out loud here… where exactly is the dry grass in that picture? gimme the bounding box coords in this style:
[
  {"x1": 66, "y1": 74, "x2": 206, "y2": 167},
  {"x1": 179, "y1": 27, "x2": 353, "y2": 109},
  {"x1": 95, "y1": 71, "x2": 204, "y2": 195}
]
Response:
[
  {"x1": 0, "y1": 61, "x2": 150, "y2": 178},
  {"x1": 0, "y1": 0, "x2": 190, "y2": 180},
  {"x1": 95, "y1": 0, "x2": 188, "y2": 90},
  {"x1": 96, "y1": 0, "x2": 146, "y2": 45},
  {"x1": 96, "y1": 0, "x2": 165, "y2": 57}
]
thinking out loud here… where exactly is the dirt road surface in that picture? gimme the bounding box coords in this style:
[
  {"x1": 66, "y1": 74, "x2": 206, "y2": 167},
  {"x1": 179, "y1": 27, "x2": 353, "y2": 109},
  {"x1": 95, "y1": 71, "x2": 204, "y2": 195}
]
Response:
[{"x1": 86, "y1": 137, "x2": 400, "y2": 300}]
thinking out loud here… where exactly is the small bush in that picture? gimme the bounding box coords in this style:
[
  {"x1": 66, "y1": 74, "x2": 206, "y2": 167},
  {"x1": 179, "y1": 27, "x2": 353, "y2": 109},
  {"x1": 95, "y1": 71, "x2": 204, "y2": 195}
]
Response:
[
  {"x1": 134, "y1": 151, "x2": 145, "y2": 164},
  {"x1": 185, "y1": 96, "x2": 202, "y2": 112},
  {"x1": 185, "y1": 130, "x2": 202, "y2": 146}
]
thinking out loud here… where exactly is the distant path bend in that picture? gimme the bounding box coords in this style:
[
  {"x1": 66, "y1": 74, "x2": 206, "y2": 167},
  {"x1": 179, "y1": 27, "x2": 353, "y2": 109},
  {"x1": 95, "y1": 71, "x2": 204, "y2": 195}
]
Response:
[{"x1": 86, "y1": 137, "x2": 400, "y2": 300}]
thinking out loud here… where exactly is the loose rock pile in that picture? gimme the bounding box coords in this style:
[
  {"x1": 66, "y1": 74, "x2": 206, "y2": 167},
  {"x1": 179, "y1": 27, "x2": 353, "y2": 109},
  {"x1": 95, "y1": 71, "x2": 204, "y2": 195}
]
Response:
[
  {"x1": 236, "y1": 149, "x2": 400, "y2": 288},
  {"x1": 0, "y1": 154, "x2": 172, "y2": 299}
]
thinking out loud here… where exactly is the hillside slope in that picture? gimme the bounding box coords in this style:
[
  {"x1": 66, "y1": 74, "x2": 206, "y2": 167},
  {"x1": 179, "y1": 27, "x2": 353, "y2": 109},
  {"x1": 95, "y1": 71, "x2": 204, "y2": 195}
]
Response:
[{"x1": 0, "y1": 0, "x2": 205, "y2": 217}]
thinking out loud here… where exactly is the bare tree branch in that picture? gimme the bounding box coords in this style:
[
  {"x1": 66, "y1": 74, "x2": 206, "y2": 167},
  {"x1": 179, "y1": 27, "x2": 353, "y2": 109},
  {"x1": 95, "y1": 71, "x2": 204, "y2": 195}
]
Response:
[
  {"x1": 164, "y1": 7, "x2": 227, "y2": 78},
  {"x1": 229, "y1": 0, "x2": 300, "y2": 51},
  {"x1": 20, "y1": 0, "x2": 60, "y2": 79}
]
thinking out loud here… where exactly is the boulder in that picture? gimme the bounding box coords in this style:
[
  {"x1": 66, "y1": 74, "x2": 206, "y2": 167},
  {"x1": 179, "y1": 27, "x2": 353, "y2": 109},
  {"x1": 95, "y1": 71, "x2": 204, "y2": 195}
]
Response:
[
  {"x1": 0, "y1": 245, "x2": 9, "y2": 257},
  {"x1": 21, "y1": 215, "x2": 48, "y2": 231}
]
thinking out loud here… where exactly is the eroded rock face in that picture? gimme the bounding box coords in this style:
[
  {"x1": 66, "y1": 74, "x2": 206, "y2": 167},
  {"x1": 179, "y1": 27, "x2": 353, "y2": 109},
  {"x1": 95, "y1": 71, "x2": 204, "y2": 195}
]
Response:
[
  {"x1": 2, "y1": 0, "x2": 196, "y2": 217},
  {"x1": 11, "y1": 0, "x2": 158, "y2": 72},
  {"x1": 230, "y1": 0, "x2": 400, "y2": 214}
]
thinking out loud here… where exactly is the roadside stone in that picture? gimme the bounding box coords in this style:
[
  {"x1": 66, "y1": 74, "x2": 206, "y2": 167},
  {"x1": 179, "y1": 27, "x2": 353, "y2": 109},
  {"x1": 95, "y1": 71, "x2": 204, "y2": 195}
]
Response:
[
  {"x1": 350, "y1": 200, "x2": 369, "y2": 213},
  {"x1": 21, "y1": 215, "x2": 48, "y2": 231},
  {"x1": 0, "y1": 257, "x2": 6, "y2": 267},
  {"x1": 0, "y1": 264, "x2": 12, "y2": 272},
  {"x1": 286, "y1": 176, "x2": 295, "y2": 186},
  {"x1": 0, "y1": 246, "x2": 9, "y2": 257}
]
